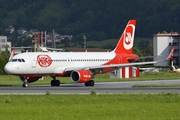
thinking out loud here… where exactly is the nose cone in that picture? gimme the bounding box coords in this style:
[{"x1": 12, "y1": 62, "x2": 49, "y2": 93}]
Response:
[{"x1": 4, "y1": 63, "x2": 16, "y2": 74}]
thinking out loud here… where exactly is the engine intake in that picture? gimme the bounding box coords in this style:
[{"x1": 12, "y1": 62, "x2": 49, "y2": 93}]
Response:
[{"x1": 70, "y1": 70, "x2": 92, "y2": 83}]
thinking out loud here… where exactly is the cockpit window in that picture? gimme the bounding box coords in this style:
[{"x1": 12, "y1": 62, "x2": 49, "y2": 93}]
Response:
[
  {"x1": 18, "y1": 59, "x2": 22, "y2": 62},
  {"x1": 22, "y1": 59, "x2": 25, "y2": 62},
  {"x1": 12, "y1": 59, "x2": 17, "y2": 62},
  {"x1": 10, "y1": 59, "x2": 25, "y2": 62}
]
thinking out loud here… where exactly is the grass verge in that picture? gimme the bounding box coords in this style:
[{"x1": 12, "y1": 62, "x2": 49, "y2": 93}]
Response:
[
  {"x1": 0, "y1": 94, "x2": 180, "y2": 120},
  {"x1": 132, "y1": 83, "x2": 180, "y2": 87}
]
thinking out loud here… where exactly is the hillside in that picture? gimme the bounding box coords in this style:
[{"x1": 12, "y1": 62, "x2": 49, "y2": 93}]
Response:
[
  {"x1": 0, "y1": 0, "x2": 178, "y2": 54},
  {"x1": 0, "y1": 1, "x2": 180, "y2": 38}
]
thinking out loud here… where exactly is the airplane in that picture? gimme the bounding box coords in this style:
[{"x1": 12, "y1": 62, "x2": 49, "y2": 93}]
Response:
[{"x1": 4, "y1": 20, "x2": 174, "y2": 87}]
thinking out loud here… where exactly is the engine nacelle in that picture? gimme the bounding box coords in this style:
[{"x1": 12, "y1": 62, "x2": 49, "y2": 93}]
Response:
[
  {"x1": 70, "y1": 70, "x2": 92, "y2": 83},
  {"x1": 19, "y1": 76, "x2": 42, "y2": 83}
]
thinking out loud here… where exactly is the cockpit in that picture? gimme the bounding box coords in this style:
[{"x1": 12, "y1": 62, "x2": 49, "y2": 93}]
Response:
[{"x1": 9, "y1": 58, "x2": 25, "y2": 62}]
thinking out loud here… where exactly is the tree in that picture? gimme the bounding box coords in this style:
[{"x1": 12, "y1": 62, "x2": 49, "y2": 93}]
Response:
[
  {"x1": 133, "y1": 47, "x2": 142, "y2": 57},
  {"x1": 133, "y1": 47, "x2": 144, "y2": 62},
  {"x1": 142, "y1": 44, "x2": 153, "y2": 61},
  {"x1": 0, "y1": 49, "x2": 10, "y2": 75}
]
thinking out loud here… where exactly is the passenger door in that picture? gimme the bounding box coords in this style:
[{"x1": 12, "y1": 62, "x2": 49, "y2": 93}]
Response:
[{"x1": 29, "y1": 55, "x2": 37, "y2": 68}]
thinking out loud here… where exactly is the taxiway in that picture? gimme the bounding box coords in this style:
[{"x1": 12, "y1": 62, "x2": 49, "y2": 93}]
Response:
[{"x1": 0, "y1": 80, "x2": 180, "y2": 94}]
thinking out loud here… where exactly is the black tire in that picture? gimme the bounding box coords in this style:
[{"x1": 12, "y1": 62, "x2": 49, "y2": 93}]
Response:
[
  {"x1": 22, "y1": 83, "x2": 28, "y2": 87},
  {"x1": 89, "y1": 80, "x2": 94, "y2": 86},
  {"x1": 85, "y1": 82, "x2": 90, "y2": 86},
  {"x1": 51, "y1": 80, "x2": 56, "y2": 86},
  {"x1": 55, "y1": 80, "x2": 60, "y2": 86}
]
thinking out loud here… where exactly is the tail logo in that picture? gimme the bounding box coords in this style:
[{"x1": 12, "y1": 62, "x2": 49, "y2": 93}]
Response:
[{"x1": 123, "y1": 24, "x2": 135, "y2": 50}]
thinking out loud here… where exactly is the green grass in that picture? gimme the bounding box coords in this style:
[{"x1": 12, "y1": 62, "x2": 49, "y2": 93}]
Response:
[
  {"x1": 0, "y1": 94, "x2": 180, "y2": 120},
  {"x1": 1, "y1": 72, "x2": 180, "y2": 86},
  {"x1": 132, "y1": 83, "x2": 180, "y2": 87},
  {"x1": 0, "y1": 71, "x2": 179, "y2": 119}
]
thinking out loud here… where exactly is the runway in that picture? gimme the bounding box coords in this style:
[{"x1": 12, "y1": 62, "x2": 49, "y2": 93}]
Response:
[{"x1": 0, "y1": 80, "x2": 180, "y2": 94}]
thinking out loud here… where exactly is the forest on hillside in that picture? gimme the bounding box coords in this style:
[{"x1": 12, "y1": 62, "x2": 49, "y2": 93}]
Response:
[
  {"x1": 1, "y1": 0, "x2": 180, "y2": 39},
  {"x1": 0, "y1": 0, "x2": 180, "y2": 45}
]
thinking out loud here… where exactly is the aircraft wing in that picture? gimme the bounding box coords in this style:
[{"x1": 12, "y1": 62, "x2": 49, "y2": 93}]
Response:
[
  {"x1": 64, "y1": 60, "x2": 165, "y2": 72},
  {"x1": 64, "y1": 47, "x2": 175, "y2": 72}
]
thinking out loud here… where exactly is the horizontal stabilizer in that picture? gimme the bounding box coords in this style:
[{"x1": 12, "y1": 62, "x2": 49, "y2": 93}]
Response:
[{"x1": 127, "y1": 58, "x2": 138, "y2": 62}]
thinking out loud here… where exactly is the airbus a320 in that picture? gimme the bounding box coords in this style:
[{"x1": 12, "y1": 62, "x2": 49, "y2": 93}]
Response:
[{"x1": 4, "y1": 20, "x2": 174, "y2": 87}]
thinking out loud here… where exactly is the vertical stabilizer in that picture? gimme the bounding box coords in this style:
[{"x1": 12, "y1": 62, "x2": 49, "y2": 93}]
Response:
[{"x1": 113, "y1": 20, "x2": 136, "y2": 54}]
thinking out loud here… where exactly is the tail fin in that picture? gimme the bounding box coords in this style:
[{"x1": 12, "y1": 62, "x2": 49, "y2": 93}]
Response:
[
  {"x1": 167, "y1": 47, "x2": 175, "y2": 61},
  {"x1": 9, "y1": 49, "x2": 15, "y2": 60},
  {"x1": 113, "y1": 20, "x2": 136, "y2": 54}
]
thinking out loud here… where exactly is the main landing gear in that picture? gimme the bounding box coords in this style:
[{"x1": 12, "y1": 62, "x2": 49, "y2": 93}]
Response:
[
  {"x1": 85, "y1": 80, "x2": 95, "y2": 86},
  {"x1": 50, "y1": 76, "x2": 95, "y2": 87},
  {"x1": 50, "y1": 77, "x2": 60, "y2": 86}
]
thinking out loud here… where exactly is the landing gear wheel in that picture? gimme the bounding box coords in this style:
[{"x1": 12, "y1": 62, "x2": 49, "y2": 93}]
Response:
[
  {"x1": 84, "y1": 80, "x2": 95, "y2": 87},
  {"x1": 51, "y1": 80, "x2": 56, "y2": 86},
  {"x1": 85, "y1": 82, "x2": 89, "y2": 86},
  {"x1": 51, "y1": 80, "x2": 60, "y2": 86},
  {"x1": 55, "y1": 80, "x2": 60, "y2": 86},
  {"x1": 22, "y1": 83, "x2": 28, "y2": 87},
  {"x1": 89, "y1": 80, "x2": 94, "y2": 86}
]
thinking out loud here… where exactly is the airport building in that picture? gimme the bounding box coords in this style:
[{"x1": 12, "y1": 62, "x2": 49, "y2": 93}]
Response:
[
  {"x1": 153, "y1": 32, "x2": 180, "y2": 66},
  {"x1": 0, "y1": 36, "x2": 11, "y2": 52}
]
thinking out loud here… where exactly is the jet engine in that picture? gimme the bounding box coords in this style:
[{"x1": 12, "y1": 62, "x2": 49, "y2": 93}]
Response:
[{"x1": 70, "y1": 70, "x2": 92, "y2": 83}]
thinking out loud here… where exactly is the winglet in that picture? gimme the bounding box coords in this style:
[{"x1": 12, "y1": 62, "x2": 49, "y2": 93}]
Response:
[
  {"x1": 9, "y1": 49, "x2": 15, "y2": 60},
  {"x1": 167, "y1": 47, "x2": 175, "y2": 61}
]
